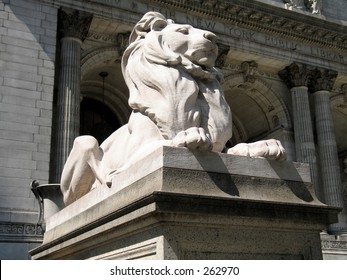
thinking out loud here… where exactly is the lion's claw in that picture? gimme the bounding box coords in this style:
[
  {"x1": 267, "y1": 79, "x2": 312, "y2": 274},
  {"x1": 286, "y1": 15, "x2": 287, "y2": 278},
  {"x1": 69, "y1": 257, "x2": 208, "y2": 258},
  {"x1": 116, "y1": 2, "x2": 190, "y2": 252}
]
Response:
[
  {"x1": 227, "y1": 139, "x2": 286, "y2": 161},
  {"x1": 172, "y1": 127, "x2": 212, "y2": 151}
]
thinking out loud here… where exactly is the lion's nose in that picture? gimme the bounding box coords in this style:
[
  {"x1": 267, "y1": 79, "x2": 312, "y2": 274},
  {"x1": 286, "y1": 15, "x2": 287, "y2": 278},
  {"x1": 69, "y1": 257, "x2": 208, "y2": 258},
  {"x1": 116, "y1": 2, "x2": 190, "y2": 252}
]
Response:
[{"x1": 203, "y1": 31, "x2": 217, "y2": 43}]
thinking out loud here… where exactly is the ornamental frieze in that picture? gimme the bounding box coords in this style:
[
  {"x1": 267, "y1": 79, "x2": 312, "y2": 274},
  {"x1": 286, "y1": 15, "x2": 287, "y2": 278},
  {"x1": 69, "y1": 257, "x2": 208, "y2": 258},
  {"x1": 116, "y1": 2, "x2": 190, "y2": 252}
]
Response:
[
  {"x1": 0, "y1": 223, "x2": 44, "y2": 237},
  {"x1": 50, "y1": 0, "x2": 347, "y2": 52},
  {"x1": 321, "y1": 240, "x2": 347, "y2": 251},
  {"x1": 143, "y1": 0, "x2": 347, "y2": 51}
]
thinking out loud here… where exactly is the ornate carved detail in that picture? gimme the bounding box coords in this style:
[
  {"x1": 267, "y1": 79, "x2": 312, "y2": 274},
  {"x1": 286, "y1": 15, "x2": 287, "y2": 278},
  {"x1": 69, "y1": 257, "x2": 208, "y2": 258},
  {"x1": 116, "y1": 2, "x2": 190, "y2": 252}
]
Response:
[
  {"x1": 86, "y1": 31, "x2": 131, "y2": 49},
  {"x1": 58, "y1": 8, "x2": 93, "y2": 40},
  {"x1": 0, "y1": 223, "x2": 44, "y2": 237},
  {"x1": 309, "y1": 68, "x2": 338, "y2": 92},
  {"x1": 150, "y1": 0, "x2": 347, "y2": 51},
  {"x1": 283, "y1": 0, "x2": 304, "y2": 11},
  {"x1": 278, "y1": 62, "x2": 312, "y2": 88},
  {"x1": 321, "y1": 240, "x2": 347, "y2": 250},
  {"x1": 215, "y1": 43, "x2": 230, "y2": 68},
  {"x1": 304, "y1": 0, "x2": 322, "y2": 14},
  {"x1": 241, "y1": 61, "x2": 258, "y2": 83}
]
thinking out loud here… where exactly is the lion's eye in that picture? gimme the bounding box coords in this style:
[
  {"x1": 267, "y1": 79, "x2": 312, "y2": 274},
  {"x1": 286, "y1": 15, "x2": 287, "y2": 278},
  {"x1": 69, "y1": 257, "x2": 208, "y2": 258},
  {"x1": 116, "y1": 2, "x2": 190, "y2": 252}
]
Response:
[{"x1": 177, "y1": 27, "x2": 189, "y2": 34}]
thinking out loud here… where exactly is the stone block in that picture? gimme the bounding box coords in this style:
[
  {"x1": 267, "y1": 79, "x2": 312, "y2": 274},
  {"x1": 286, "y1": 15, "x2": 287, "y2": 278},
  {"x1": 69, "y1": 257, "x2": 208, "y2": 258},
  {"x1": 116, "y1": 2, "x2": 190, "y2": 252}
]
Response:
[
  {"x1": 0, "y1": 102, "x2": 40, "y2": 117},
  {"x1": 4, "y1": 77, "x2": 37, "y2": 91},
  {"x1": 0, "y1": 195, "x2": 35, "y2": 210},
  {"x1": 0, "y1": 129, "x2": 34, "y2": 142},
  {"x1": 2, "y1": 94, "x2": 37, "y2": 107},
  {"x1": 0, "y1": 139, "x2": 38, "y2": 152},
  {"x1": 32, "y1": 151, "x2": 50, "y2": 162},
  {"x1": 0, "y1": 166, "x2": 32, "y2": 179},
  {"x1": 0, "y1": 119, "x2": 38, "y2": 133},
  {"x1": 0, "y1": 147, "x2": 32, "y2": 160},
  {"x1": 1, "y1": 85, "x2": 41, "y2": 100},
  {"x1": 7, "y1": 28, "x2": 35, "y2": 41},
  {"x1": 30, "y1": 146, "x2": 339, "y2": 260},
  {"x1": 0, "y1": 242, "x2": 33, "y2": 260},
  {"x1": 0, "y1": 186, "x2": 31, "y2": 197},
  {"x1": 0, "y1": 157, "x2": 36, "y2": 170},
  {"x1": 31, "y1": 169, "x2": 49, "y2": 182}
]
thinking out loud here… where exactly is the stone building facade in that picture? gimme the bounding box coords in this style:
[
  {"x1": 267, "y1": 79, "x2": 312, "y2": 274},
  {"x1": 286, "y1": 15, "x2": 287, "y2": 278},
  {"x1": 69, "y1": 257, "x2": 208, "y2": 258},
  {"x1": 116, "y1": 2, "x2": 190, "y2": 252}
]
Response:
[{"x1": 0, "y1": 0, "x2": 346, "y2": 259}]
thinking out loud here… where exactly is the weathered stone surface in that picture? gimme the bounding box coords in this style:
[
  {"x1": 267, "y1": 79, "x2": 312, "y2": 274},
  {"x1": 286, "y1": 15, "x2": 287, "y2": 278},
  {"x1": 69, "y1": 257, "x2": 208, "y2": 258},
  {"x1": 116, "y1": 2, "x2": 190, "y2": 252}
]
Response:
[{"x1": 30, "y1": 146, "x2": 339, "y2": 260}]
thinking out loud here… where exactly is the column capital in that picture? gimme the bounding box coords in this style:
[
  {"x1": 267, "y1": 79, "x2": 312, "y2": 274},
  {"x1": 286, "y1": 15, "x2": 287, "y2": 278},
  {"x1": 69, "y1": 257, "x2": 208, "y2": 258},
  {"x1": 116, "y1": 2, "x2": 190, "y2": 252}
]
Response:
[
  {"x1": 58, "y1": 8, "x2": 93, "y2": 41},
  {"x1": 309, "y1": 68, "x2": 338, "y2": 93},
  {"x1": 278, "y1": 62, "x2": 312, "y2": 88}
]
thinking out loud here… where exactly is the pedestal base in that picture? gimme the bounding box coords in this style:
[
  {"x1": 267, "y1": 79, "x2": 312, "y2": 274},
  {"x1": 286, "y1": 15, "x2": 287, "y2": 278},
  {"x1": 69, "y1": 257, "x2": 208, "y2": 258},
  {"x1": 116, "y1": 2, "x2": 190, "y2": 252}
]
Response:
[{"x1": 30, "y1": 146, "x2": 339, "y2": 259}]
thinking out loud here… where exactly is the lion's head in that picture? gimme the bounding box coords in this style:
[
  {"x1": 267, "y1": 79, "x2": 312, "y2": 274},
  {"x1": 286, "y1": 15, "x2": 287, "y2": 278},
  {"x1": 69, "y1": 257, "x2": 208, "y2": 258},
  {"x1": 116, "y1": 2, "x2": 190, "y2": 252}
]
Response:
[{"x1": 121, "y1": 12, "x2": 232, "y2": 150}]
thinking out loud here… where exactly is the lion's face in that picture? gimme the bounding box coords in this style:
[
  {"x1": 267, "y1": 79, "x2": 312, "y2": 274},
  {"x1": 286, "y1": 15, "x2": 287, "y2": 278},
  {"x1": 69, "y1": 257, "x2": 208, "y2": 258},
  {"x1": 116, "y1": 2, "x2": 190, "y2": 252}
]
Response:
[
  {"x1": 122, "y1": 12, "x2": 232, "y2": 151},
  {"x1": 158, "y1": 23, "x2": 218, "y2": 68}
]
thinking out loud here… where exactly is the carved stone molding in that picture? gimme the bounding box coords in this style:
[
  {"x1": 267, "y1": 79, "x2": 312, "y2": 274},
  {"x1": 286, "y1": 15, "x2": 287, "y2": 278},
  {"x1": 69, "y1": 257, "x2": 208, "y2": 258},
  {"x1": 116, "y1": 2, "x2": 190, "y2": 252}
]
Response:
[
  {"x1": 309, "y1": 68, "x2": 338, "y2": 92},
  {"x1": 283, "y1": 0, "x2": 304, "y2": 11},
  {"x1": 58, "y1": 8, "x2": 93, "y2": 40},
  {"x1": 86, "y1": 31, "x2": 131, "y2": 48},
  {"x1": 0, "y1": 222, "x2": 43, "y2": 242},
  {"x1": 283, "y1": 0, "x2": 322, "y2": 14},
  {"x1": 145, "y1": 0, "x2": 347, "y2": 51},
  {"x1": 321, "y1": 240, "x2": 347, "y2": 251},
  {"x1": 304, "y1": 0, "x2": 322, "y2": 14},
  {"x1": 241, "y1": 61, "x2": 258, "y2": 83},
  {"x1": 278, "y1": 62, "x2": 312, "y2": 88}
]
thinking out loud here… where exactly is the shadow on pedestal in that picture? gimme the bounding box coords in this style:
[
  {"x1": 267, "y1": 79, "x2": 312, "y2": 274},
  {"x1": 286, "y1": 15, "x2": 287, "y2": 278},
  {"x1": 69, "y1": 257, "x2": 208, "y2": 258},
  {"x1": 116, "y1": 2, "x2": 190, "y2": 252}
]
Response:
[{"x1": 30, "y1": 146, "x2": 340, "y2": 260}]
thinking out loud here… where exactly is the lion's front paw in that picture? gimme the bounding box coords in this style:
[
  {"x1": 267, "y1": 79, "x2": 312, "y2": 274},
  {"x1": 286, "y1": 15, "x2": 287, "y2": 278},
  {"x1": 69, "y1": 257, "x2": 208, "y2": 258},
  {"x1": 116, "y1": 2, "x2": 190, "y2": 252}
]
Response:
[
  {"x1": 227, "y1": 139, "x2": 286, "y2": 161},
  {"x1": 172, "y1": 127, "x2": 212, "y2": 151}
]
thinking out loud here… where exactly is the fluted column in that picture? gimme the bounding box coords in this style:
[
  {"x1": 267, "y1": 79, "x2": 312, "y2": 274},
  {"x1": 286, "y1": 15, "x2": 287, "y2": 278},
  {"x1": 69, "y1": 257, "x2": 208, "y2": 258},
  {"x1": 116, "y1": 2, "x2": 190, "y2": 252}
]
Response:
[
  {"x1": 310, "y1": 68, "x2": 347, "y2": 234},
  {"x1": 52, "y1": 8, "x2": 92, "y2": 182},
  {"x1": 278, "y1": 63, "x2": 320, "y2": 197}
]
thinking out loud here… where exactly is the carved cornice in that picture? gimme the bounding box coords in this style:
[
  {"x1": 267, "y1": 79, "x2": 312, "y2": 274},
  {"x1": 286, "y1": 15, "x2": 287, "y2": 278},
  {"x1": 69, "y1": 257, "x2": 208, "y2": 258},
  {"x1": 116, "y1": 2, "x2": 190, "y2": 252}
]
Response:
[
  {"x1": 58, "y1": 8, "x2": 93, "y2": 40},
  {"x1": 145, "y1": 0, "x2": 347, "y2": 51}
]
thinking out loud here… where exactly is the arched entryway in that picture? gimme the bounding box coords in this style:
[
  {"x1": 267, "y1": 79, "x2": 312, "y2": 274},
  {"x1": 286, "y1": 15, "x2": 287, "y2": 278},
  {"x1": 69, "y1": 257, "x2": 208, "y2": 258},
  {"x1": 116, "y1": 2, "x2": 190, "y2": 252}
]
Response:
[{"x1": 80, "y1": 98, "x2": 121, "y2": 144}]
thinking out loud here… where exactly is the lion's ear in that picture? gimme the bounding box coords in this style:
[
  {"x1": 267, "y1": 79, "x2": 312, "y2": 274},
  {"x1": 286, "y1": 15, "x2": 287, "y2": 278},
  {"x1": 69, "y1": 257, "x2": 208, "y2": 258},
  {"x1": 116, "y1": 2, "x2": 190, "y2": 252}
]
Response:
[{"x1": 129, "y1": 12, "x2": 168, "y2": 43}]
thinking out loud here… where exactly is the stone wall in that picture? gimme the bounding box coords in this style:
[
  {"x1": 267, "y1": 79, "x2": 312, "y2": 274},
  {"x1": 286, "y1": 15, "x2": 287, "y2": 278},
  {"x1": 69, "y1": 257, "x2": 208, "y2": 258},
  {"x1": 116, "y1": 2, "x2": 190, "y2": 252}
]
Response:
[{"x1": 0, "y1": 0, "x2": 57, "y2": 259}]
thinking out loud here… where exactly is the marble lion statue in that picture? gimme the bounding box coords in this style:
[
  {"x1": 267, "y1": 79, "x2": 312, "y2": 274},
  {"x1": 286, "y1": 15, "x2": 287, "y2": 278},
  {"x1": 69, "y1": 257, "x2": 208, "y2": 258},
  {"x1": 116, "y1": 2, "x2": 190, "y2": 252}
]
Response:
[{"x1": 61, "y1": 12, "x2": 286, "y2": 205}]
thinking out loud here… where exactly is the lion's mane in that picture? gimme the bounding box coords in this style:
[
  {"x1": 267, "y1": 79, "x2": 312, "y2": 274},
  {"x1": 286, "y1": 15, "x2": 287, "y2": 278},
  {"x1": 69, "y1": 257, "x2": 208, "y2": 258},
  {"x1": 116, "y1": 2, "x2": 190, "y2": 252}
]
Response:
[{"x1": 121, "y1": 12, "x2": 232, "y2": 152}]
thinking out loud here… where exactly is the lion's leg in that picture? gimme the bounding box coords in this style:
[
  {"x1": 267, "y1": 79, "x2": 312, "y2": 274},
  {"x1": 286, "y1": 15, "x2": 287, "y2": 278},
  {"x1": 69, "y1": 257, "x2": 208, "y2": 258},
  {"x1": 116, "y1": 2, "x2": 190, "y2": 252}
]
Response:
[
  {"x1": 60, "y1": 136, "x2": 104, "y2": 205},
  {"x1": 172, "y1": 127, "x2": 213, "y2": 151},
  {"x1": 227, "y1": 139, "x2": 287, "y2": 161}
]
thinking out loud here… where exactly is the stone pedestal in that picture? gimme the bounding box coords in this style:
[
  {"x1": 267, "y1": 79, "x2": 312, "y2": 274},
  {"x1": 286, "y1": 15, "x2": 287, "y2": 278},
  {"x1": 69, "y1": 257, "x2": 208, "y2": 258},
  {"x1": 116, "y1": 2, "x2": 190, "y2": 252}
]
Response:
[{"x1": 30, "y1": 146, "x2": 339, "y2": 260}]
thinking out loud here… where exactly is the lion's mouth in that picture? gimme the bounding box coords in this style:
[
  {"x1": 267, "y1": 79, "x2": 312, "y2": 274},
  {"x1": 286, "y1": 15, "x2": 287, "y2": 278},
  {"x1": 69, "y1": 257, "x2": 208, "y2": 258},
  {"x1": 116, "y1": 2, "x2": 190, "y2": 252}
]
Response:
[{"x1": 188, "y1": 48, "x2": 218, "y2": 67}]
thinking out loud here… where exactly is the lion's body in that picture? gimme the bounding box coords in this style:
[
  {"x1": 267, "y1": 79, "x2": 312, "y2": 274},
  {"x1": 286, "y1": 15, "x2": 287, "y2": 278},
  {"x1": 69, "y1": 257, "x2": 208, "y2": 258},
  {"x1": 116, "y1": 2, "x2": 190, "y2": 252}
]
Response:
[{"x1": 60, "y1": 12, "x2": 285, "y2": 205}]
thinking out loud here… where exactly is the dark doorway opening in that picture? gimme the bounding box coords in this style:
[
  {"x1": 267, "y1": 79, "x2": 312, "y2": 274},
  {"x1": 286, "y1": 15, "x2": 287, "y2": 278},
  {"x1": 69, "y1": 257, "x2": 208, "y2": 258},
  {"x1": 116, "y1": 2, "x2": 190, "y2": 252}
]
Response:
[{"x1": 80, "y1": 98, "x2": 121, "y2": 144}]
